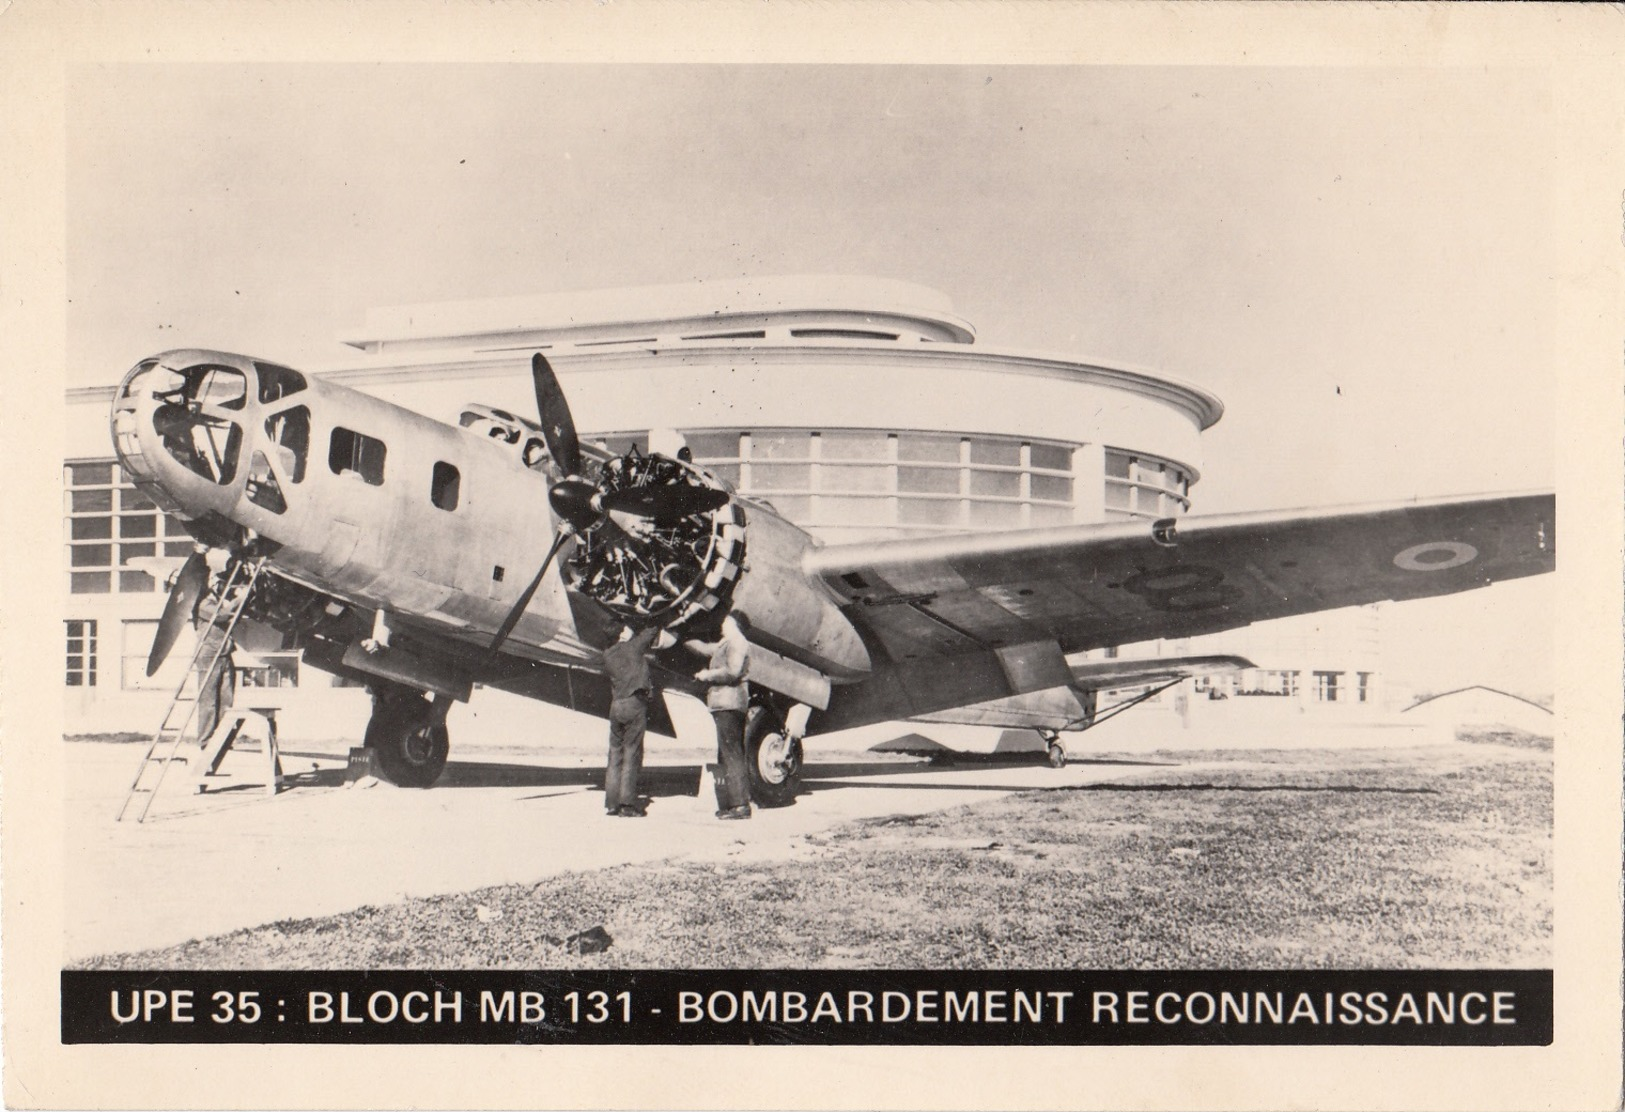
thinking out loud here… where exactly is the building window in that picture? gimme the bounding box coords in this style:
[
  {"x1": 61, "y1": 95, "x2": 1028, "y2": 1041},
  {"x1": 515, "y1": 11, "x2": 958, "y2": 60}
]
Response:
[
  {"x1": 431, "y1": 461, "x2": 461, "y2": 511},
  {"x1": 329, "y1": 427, "x2": 387, "y2": 485},
  {"x1": 66, "y1": 620, "x2": 97, "y2": 686},
  {"x1": 123, "y1": 618, "x2": 299, "y2": 691},
  {"x1": 626, "y1": 427, "x2": 1079, "y2": 539},
  {"x1": 239, "y1": 654, "x2": 300, "y2": 689},
  {"x1": 1357, "y1": 672, "x2": 1373, "y2": 704},
  {"x1": 66, "y1": 460, "x2": 193, "y2": 593},
  {"x1": 788, "y1": 328, "x2": 899, "y2": 341},
  {"x1": 1103, "y1": 448, "x2": 1193, "y2": 522},
  {"x1": 1313, "y1": 671, "x2": 1343, "y2": 702},
  {"x1": 121, "y1": 620, "x2": 170, "y2": 690}
]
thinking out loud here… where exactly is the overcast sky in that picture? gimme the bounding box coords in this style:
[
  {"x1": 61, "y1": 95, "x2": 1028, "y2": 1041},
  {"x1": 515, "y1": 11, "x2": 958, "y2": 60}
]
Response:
[{"x1": 65, "y1": 63, "x2": 1556, "y2": 697}]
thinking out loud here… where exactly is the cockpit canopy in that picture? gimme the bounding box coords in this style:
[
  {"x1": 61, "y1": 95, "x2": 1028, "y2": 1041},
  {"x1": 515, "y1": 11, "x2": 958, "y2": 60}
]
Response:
[
  {"x1": 130, "y1": 354, "x2": 310, "y2": 502},
  {"x1": 458, "y1": 404, "x2": 553, "y2": 471}
]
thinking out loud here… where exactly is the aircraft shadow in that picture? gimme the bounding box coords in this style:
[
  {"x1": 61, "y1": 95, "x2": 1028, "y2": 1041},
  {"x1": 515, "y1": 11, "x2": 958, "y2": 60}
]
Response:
[
  {"x1": 191, "y1": 753, "x2": 1191, "y2": 803},
  {"x1": 269, "y1": 752, "x2": 704, "y2": 795},
  {"x1": 434, "y1": 762, "x2": 703, "y2": 795}
]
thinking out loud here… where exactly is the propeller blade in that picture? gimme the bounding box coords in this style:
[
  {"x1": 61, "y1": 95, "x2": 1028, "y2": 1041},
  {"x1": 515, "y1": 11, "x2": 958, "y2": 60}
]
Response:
[
  {"x1": 147, "y1": 550, "x2": 208, "y2": 675},
  {"x1": 488, "y1": 529, "x2": 570, "y2": 655},
  {"x1": 601, "y1": 483, "x2": 730, "y2": 522},
  {"x1": 531, "y1": 353, "x2": 581, "y2": 477}
]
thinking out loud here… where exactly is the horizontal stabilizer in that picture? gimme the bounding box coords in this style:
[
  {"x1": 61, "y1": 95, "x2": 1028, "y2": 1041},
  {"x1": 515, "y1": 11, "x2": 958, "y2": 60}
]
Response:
[
  {"x1": 913, "y1": 654, "x2": 1253, "y2": 732},
  {"x1": 1068, "y1": 653, "x2": 1254, "y2": 692}
]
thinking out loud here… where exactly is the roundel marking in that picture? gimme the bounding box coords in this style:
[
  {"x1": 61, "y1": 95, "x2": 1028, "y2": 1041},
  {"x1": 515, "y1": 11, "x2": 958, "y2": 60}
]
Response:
[
  {"x1": 1133, "y1": 568, "x2": 1219, "y2": 593},
  {"x1": 1122, "y1": 565, "x2": 1243, "y2": 612},
  {"x1": 1392, "y1": 541, "x2": 1478, "y2": 573}
]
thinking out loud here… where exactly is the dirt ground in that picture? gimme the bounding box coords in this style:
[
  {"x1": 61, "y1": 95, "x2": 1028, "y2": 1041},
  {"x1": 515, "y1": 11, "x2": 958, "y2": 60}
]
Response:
[
  {"x1": 66, "y1": 724, "x2": 1550, "y2": 969},
  {"x1": 66, "y1": 731, "x2": 1217, "y2": 962}
]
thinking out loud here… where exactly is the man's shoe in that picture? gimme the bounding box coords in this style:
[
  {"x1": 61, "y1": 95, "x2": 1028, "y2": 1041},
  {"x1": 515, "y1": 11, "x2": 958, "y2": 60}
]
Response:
[
  {"x1": 716, "y1": 805, "x2": 752, "y2": 820},
  {"x1": 615, "y1": 804, "x2": 647, "y2": 818}
]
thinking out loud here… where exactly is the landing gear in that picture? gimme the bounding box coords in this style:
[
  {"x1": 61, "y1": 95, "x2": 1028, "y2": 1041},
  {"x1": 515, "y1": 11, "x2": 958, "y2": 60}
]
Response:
[
  {"x1": 363, "y1": 685, "x2": 450, "y2": 788},
  {"x1": 745, "y1": 702, "x2": 803, "y2": 808},
  {"x1": 1041, "y1": 729, "x2": 1067, "y2": 769}
]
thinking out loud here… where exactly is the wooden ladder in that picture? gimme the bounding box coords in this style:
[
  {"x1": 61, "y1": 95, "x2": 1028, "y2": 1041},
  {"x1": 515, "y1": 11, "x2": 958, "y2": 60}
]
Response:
[{"x1": 115, "y1": 557, "x2": 267, "y2": 823}]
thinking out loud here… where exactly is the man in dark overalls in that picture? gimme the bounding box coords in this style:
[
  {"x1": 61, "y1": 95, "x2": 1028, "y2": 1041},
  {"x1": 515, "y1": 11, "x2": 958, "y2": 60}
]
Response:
[{"x1": 600, "y1": 619, "x2": 673, "y2": 817}]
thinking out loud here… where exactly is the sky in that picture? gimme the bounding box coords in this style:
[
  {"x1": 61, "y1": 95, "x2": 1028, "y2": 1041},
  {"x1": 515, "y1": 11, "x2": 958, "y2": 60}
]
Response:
[{"x1": 65, "y1": 64, "x2": 1557, "y2": 697}]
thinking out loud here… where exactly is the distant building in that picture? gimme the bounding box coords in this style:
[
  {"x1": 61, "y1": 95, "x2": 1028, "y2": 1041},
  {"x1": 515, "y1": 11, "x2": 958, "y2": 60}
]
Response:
[{"x1": 63, "y1": 276, "x2": 1385, "y2": 743}]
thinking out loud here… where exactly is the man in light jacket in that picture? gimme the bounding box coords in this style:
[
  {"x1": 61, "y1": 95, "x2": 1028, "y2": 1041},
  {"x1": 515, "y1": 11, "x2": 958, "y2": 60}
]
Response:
[{"x1": 692, "y1": 610, "x2": 753, "y2": 819}]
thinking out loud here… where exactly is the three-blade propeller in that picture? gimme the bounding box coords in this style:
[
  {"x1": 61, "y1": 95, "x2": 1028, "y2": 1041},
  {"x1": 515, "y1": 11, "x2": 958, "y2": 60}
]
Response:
[{"x1": 146, "y1": 549, "x2": 208, "y2": 675}]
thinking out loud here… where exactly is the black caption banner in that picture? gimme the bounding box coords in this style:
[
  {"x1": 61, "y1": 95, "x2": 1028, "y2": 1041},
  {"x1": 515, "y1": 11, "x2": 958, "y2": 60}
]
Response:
[{"x1": 63, "y1": 969, "x2": 1552, "y2": 1046}]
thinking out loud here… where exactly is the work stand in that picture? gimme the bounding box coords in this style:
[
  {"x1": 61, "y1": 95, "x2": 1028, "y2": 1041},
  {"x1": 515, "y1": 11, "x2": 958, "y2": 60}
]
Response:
[{"x1": 194, "y1": 706, "x2": 285, "y2": 798}]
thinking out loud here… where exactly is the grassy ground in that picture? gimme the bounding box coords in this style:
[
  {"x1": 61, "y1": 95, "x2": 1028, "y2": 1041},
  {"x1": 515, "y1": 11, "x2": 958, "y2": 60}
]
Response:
[{"x1": 74, "y1": 737, "x2": 1550, "y2": 971}]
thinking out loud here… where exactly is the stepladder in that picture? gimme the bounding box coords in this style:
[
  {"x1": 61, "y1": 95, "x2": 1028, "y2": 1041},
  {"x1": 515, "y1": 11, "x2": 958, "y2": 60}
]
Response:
[{"x1": 116, "y1": 557, "x2": 267, "y2": 822}]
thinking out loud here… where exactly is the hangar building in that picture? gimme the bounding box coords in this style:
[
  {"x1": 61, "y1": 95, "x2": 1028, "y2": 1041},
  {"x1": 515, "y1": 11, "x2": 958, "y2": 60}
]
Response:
[{"x1": 63, "y1": 276, "x2": 1385, "y2": 743}]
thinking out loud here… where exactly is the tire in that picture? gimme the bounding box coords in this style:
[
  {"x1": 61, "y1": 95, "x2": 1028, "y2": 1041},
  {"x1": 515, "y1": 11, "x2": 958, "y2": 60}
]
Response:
[
  {"x1": 745, "y1": 703, "x2": 802, "y2": 808},
  {"x1": 364, "y1": 690, "x2": 449, "y2": 788}
]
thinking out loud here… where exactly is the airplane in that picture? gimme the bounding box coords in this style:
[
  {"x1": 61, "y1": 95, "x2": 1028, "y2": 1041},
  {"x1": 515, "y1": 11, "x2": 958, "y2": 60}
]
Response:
[{"x1": 109, "y1": 348, "x2": 1556, "y2": 803}]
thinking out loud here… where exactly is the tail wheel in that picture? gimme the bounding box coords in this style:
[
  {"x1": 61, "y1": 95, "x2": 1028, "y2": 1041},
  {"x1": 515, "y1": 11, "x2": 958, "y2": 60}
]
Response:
[
  {"x1": 745, "y1": 703, "x2": 802, "y2": 808},
  {"x1": 364, "y1": 689, "x2": 449, "y2": 788}
]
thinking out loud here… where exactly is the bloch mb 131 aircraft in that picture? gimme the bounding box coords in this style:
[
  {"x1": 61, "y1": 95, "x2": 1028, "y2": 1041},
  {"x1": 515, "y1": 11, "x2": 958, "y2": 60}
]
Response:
[{"x1": 111, "y1": 350, "x2": 1555, "y2": 803}]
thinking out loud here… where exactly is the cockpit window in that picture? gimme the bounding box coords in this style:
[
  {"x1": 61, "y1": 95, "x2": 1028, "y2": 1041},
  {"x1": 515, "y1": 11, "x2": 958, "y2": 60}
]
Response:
[
  {"x1": 255, "y1": 362, "x2": 307, "y2": 404},
  {"x1": 155, "y1": 364, "x2": 247, "y2": 412},
  {"x1": 153, "y1": 406, "x2": 242, "y2": 486},
  {"x1": 245, "y1": 450, "x2": 287, "y2": 514},
  {"x1": 329, "y1": 426, "x2": 386, "y2": 486},
  {"x1": 265, "y1": 406, "x2": 310, "y2": 483},
  {"x1": 521, "y1": 437, "x2": 549, "y2": 470}
]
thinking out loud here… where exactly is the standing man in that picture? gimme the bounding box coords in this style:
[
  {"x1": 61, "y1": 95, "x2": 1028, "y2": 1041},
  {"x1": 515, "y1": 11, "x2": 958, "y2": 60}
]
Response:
[
  {"x1": 693, "y1": 610, "x2": 753, "y2": 820},
  {"x1": 190, "y1": 561, "x2": 239, "y2": 748},
  {"x1": 600, "y1": 618, "x2": 673, "y2": 817}
]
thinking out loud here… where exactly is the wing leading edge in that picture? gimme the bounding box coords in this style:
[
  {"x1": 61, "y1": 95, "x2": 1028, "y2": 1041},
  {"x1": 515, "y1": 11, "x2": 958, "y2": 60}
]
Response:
[{"x1": 806, "y1": 491, "x2": 1554, "y2": 669}]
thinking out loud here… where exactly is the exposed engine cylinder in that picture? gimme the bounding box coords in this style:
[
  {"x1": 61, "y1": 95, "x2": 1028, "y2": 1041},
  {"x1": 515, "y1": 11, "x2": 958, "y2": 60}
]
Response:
[{"x1": 563, "y1": 449, "x2": 744, "y2": 630}]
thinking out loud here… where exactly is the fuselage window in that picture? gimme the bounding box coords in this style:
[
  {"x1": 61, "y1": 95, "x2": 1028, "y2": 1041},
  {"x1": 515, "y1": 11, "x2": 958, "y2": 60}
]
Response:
[
  {"x1": 328, "y1": 427, "x2": 387, "y2": 486},
  {"x1": 255, "y1": 362, "x2": 308, "y2": 404},
  {"x1": 265, "y1": 406, "x2": 310, "y2": 483},
  {"x1": 431, "y1": 461, "x2": 460, "y2": 511}
]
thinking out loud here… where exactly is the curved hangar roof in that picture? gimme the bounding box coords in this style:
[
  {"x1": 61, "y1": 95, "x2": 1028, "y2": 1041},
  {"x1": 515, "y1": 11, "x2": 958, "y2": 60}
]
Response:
[
  {"x1": 336, "y1": 276, "x2": 1223, "y2": 431},
  {"x1": 341, "y1": 275, "x2": 978, "y2": 350}
]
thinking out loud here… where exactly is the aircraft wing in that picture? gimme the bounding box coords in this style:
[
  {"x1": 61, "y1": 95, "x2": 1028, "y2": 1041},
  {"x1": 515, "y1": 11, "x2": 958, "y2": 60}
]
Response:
[{"x1": 805, "y1": 492, "x2": 1554, "y2": 665}]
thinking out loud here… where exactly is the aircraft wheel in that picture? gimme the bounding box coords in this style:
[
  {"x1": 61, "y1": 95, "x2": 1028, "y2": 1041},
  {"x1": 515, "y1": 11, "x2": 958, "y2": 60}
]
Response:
[
  {"x1": 364, "y1": 689, "x2": 449, "y2": 788},
  {"x1": 745, "y1": 704, "x2": 802, "y2": 808},
  {"x1": 1046, "y1": 737, "x2": 1067, "y2": 769}
]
